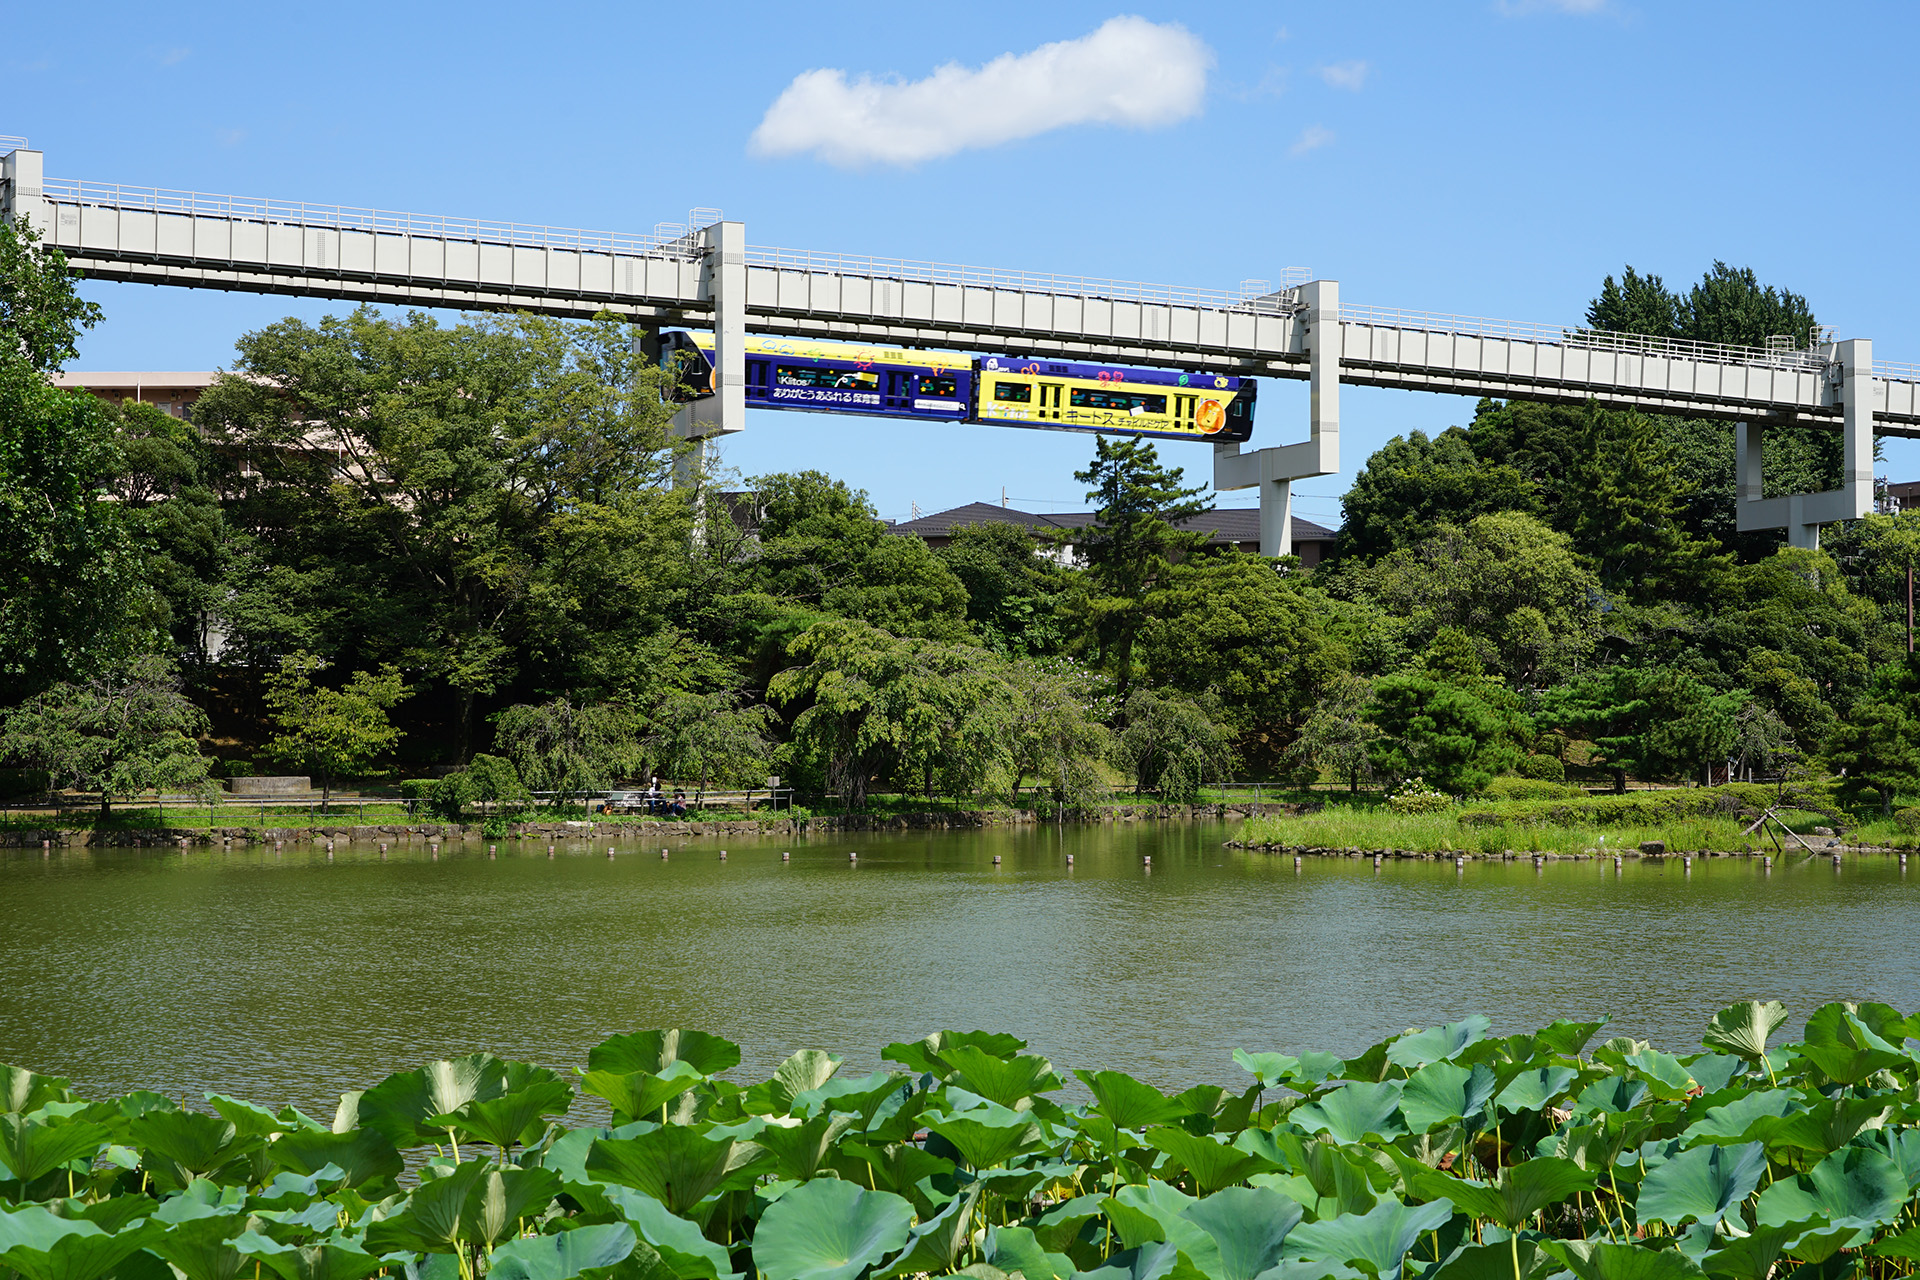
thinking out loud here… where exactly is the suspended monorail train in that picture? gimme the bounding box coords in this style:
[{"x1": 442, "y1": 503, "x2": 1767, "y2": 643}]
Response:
[{"x1": 657, "y1": 332, "x2": 1256, "y2": 445}]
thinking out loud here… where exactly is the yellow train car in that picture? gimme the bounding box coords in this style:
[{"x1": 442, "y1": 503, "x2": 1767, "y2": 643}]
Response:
[{"x1": 973, "y1": 354, "x2": 1256, "y2": 444}]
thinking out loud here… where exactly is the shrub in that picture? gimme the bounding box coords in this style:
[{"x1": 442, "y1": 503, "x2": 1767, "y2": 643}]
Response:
[
  {"x1": 223, "y1": 759, "x2": 256, "y2": 779},
  {"x1": 398, "y1": 778, "x2": 438, "y2": 800},
  {"x1": 1516, "y1": 753, "x2": 1565, "y2": 783},
  {"x1": 1480, "y1": 776, "x2": 1583, "y2": 802},
  {"x1": 1896, "y1": 807, "x2": 1920, "y2": 835},
  {"x1": 1387, "y1": 776, "x2": 1453, "y2": 815}
]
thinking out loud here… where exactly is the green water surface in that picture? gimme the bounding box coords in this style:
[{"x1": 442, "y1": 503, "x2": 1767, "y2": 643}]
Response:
[{"x1": 2, "y1": 821, "x2": 1912, "y2": 1111}]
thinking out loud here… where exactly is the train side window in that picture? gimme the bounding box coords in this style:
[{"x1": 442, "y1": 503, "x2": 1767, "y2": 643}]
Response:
[{"x1": 994, "y1": 382, "x2": 1033, "y2": 403}]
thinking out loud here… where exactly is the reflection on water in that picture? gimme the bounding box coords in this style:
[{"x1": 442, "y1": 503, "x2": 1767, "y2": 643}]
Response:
[{"x1": 3, "y1": 821, "x2": 1915, "y2": 1112}]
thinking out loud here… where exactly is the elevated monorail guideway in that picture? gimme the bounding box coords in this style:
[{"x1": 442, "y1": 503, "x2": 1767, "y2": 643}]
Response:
[{"x1": 3, "y1": 140, "x2": 1905, "y2": 553}]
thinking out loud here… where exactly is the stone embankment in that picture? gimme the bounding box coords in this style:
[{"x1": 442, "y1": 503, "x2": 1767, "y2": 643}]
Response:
[
  {"x1": 1, "y1": 801, "x2": 1301, "y2": 847},
  {"x1": 1226, "y1": 836, "x2": 1895, "y2": 859}
]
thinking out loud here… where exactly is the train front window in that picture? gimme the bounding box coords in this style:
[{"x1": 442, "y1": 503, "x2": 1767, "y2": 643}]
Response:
[
  {"x1": 1070, "y1": 388, "x2": 1168, "y2": 414},
  {"x1": 994, "y1": 382, "x2": 1032, "y2": 403},
  {"x1": 916, "y1": 375, "x2": 957, "y2": 397}
]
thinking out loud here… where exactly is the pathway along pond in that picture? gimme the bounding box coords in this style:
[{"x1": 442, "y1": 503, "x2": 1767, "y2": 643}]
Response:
[{"x1": 3, "y1": 819, "x2": 1916, "y2": 1111}]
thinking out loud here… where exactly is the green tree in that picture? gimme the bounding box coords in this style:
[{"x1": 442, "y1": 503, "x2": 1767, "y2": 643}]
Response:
[
  {"x1": 933, "y1": 521, "x2": 1068, "y2": 656},
  {"x1": 491, "y1": 697, "x2": 644, "y2": 802},
  {"x1": 1823, "y1": 655, "x2": 1920, "y2": 814},
  {"x1": 107, "y1": 401, "x2": 230, "y2": 667},
  {"x1": 1335, "y1": 427, "x2": 1540, "y2": 564},
  {"x1": 1565, "y1": 405, "x2": 1728, "y2": 601},
  {"x1": 769, "y1": 618, "x2": 1011, "y2": 809},
  {"x1": 260, "y1": 653, "x2": 411, "y2": 802},
  {"x1": 1537, "y1": 666, "x2": 1745, "y2": 793},
  {"x1": 1116, "y1": 687, "x2": 1235, "y2": 799},
  {"x1": 1002, "y1": 657, "x2": 1112, "y2": 809},
  {"x1": 193, "y1": 308, "x2": 688, "y2": 756},
  {"x1": 1068, "y1": 436, "x2": 1214, "y2": 697},
  {"x1": 1365, "y1": 674, "x2": 1522, "y2": 796},
  {"x1": 431, "y1": 753, "x2": 531, "y2": 822},
  {"x1": 0, "y1": 653, "x2": 213, "y2": 818},
  {"x1": 648, "y1": 687, "x2": 776, "y2": 801},
  {"x1": 0, "y1": 225, "x2": 149, "y2": 701},
  {"x1": 1284, "y1": 673, "x2": 1377, "y2": 792},
  {"x1": 1138, "y1": 553, "x2": 1372, "y2": 768},
  {"x1": 1364, "y1": 512, "x2": 1599, "y2": 683},
  {"x1": 741, "y1": 471, "x2": 970, "y2": 643}
]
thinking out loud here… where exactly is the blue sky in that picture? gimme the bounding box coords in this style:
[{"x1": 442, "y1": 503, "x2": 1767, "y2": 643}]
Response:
[{"x1": 13, "y1": 0, "x2": 1920, "y2": 528}]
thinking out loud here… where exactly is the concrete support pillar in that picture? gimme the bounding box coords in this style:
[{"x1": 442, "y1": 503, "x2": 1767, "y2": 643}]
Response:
[
  {"x1": 1736, "y1": 421, "x2": 1763, "y2": 505},
  {"x1": 1735, "y1": 340, "x2": 1876, "y2": 549},
  {"x1": 1301, "y1": 279, "x2": 1340, "y2": 475},
  {"x1": 1213, "y1": 279, "x2": 1340, "y2": 557},
  {"x1": 703, "y1": 219, "x2": 746, "y2": 439},
  {"x1": 1840, "y1": 338, "x2": 1875, "y2": 519},
  {"x1": 1, "y1": 148, "x2": 50, "y2": 237},
  {"x1": 1261, "y1": 479, "x2": 1294, "y2": 558}
]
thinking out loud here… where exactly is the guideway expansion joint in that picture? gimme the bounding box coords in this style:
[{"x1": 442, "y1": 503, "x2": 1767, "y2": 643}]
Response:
[
  {"x1": 1214, "y1": 279, "x2": 1341, "y2": 557},
  {"x1": 1735, "y1": 338, "x2": 1873, "y2": 550}
]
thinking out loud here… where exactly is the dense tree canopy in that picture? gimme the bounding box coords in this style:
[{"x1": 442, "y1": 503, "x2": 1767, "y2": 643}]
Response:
[{"x1": 0, "y1": 248, "x2": 1910, "y2": 811}]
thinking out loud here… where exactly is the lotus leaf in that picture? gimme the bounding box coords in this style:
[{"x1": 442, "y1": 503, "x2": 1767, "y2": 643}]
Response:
[
  {"x1": 233, "y1": 1232, "x2": 388, "y2": 1280},
  {"x1": 586, "y1": 1128, "x2": 769, "y2": 1216},
  {"x1": 1284, "y1": 1195, "x2": 1456, "y2": 1279},
  {"x1": 1746, "y1": 1096, "x2": 1892, "y2": 1159},
  {"x1": 580, "y1": 1062, "x2": 706, "y2": 1125},
  {"x1": 985, "y1": 1225, "x2": 1074, "y2": 1280},
  {"x1": 1146, "y1": 1127, "x2": 1279, "y2": 1195},
  {"x1": 0, "y1": 1206, "x2": 157, "y2": 1280},
  {"x1": 205, "y1": 1094, "x2": 288, "y2": 1141},
  {"x1": 487, "y1": 1224, "x2": 638, "y2": 1280},
  {"x1": 1385, "y1": 1019, "x2": 1493, "y2": 1070},
  {"x1": 1078, "y1": 1240, "x2": 1209, "y2": 1280},
  {"x1": 1699, "y1": 1002, "x2": 1789, "y2": 1063},
  {"x1": 741, "y1": 1051, "x2": 845, "y2": 1116},
  {"x1": 1547, "y1": 1240, "x2": 1708, "y2": 1280},
  {"x1": 1753, "y1": 1145, "x2": 1906, "y2": 1237},
  {"x1": 1571, "y1": 1077, "x2": 1647, "y2": 1117},
  {"x1": 0, "y1": 1114, "x2": 110, "y2": 1185},
  {"x1": 588, "y1": 1031, "x2": 741, "y2": 1078},
  {"x1": 596, "y1": 1185, "x2": 734, "y2": 1280},
  {"x1": 1180, "y1": 1186, "x2": 1305, "y2": 1280},
  {"x1": 1233, "y1": 1052, "x2": 1301, "y2": 1090},
  {"x1": 942, "y1": 1044, "x2": 1064, "y2": 1107},
  {"x1": 148, "y1": 1212, "x2": 253, "y2": 1280},
  {"x1": 1292, "y1": 1083, "x2": 1407, "y2": 1144},
  {"x1": 1400, "y1": 1063, "x2": 1498, "y2": 1133},
  {"x1": 268, "y1": 1127, "x2": 402, "y2": 1189},
  {"x1": 1106, "y1": 1181, "x2": 1225, "y2": 1278},
  {"x1": 1676, "y1": 1089, "x2": 1801, "y2": 1147},
  {"x1": 127, "y1": 1109, "x2": 248, "y2": 1180},
  {"x1": 787, "y1": 1072, "x2": 907, "y2": 1122},
  {"x1": 1244, "y1": 1134, "x2": 1380, "y2": 1219},
  {"x1": 1491, "y1": 1066, "x2": 1578, "y2": 1118},
  {"x1": 431, "y1": 1078, "x2": 574, "y2": 1150},
  {"x1": 1076, "y1": 1071, "x2": 1196, "y2": 1131},
  {"x1": 1408, "y1": 1157, "x2": 1595, "y2": 1229},
  {"x1": 924, "y1": 1100, "x2": 1044, "y2": 1169},
  {"x1": 755, "y1": 1113, "x2": 860, "y2": 1182},
  {"x1": 0, "y1": 1067, "x2": 74, "y2": 1116},
  {"x1": 151, "y1": 1179, "x2": 247, "y2": 1222},
  {"x1": 881, "y1": 1031, "x2": 1026, "y2": 1078},
  {"x1": 356, "y1": 1055, "x2": 506, "y2": 1147},
  {"x1": 831, "y1": 1139, "x2": 955, "y2": 1197},
  {"x1": 1633, "y1": 1142, "x2": 1766, "y2": 1227},
  {"x1": 1695, "y1": 1224, "x2": 1804, "y2": 1280},
  {"x1": 874, "y1": 1185, "x2": 977, "y2": 1279},
  {"x1": 751, "y1": 1177, "x2": 913, "y2": 1280},
  {"x1": 1422, "y1": 1239, "x2": 1551, "y2": 1280},
  {"x1": 363, "y1": 1161, "x2": 559, "y2": 1251},
  {"x1": 1796, "y1": 1004, "x2": 1908, "y2": 1084},
  {"x1": 1620, "y1": 1052, "x2": 1695, "y2": 1101}
]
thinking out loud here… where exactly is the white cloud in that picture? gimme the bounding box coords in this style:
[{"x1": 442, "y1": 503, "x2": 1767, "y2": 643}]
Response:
[
  {"x1": 159, "y1": 46, "x2": 191, "y2": 66},
  {"x1": 1318, "y1": 60, "x2": 1369, "y2": 90},
  {"x1": 750, "y1": 16, "x2": 1213, "y2": 168},
  {"x1": 1289, "y1": 125, "x2": 1334, "y2": 156}
]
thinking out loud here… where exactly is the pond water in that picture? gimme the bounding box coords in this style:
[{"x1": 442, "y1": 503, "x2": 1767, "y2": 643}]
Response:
[{"x1": 3, "y1": 820, "x2": 1915, "y2": 1112}]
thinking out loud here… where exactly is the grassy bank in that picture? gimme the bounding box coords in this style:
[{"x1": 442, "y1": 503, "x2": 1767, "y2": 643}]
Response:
[{"x1": 1237, "y1": 783, "x2": 1908, "y2": 855}]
